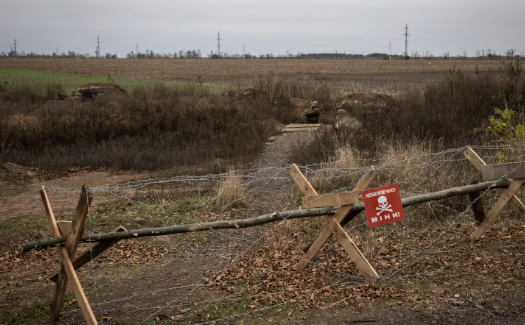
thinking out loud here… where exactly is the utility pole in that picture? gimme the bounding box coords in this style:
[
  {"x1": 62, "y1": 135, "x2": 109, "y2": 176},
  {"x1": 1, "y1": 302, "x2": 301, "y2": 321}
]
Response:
[
  {"x1": 217, "y1": 31, "x2": 222, "y2": 57},
  {"x1": 243, "y1": 44, "x2": 245, "y2": 59},
  {"x1": 56, "y1": 47, "x2": 59, "y2": 57},
  {"x1": 389, "y1": 42, "x2": 392, "y2": 60},
  {"x1": 96, "y1": 36, "x2": 101, "y2": 58},
  {"x1": 13, "y1": 39, "x2": 17, "y2": 56},
  {"x1": 136, "y1": 43, "x2": 139, "y2": 55},
  {"x1": 404, "y1": 24, "x2": 410, "y2": 60}
]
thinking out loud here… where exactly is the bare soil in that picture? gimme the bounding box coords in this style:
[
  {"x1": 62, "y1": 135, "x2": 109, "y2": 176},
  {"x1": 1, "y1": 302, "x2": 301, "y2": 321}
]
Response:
[
  {"x1": 0, "y1": 169, "x2": 145, "y2": 220},
  {"x1": 0, "y1": 59, "x2": 504, "y2": 81}
]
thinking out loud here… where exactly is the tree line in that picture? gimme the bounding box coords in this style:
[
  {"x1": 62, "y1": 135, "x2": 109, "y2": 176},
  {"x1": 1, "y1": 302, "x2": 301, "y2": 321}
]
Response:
[{"x1": 0, "y1": 48, "x2": 522, "y2": 60}]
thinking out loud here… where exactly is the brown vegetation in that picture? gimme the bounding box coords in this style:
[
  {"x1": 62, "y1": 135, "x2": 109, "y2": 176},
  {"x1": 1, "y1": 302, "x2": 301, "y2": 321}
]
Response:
[
  {"x1": 0, "y1": 83, "x2": 298, "y2": 172},
  {"x1": 0, "y1": 58, "x2": 505, "y2": 81},
  {"x1": 292, "y1": 60, "x2": 525, "y2": 164}
]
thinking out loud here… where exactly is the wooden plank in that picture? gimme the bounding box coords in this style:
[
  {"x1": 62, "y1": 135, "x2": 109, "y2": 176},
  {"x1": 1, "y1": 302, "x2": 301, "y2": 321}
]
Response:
[
  {"x1": 471, "y1": 179, "x2": 525, "y2": 240},
  {"x1": 58, "y1": 246, "x2": 98, "y2": 325},
  {"x1": 295, "y1": 168, "x2": 376, "y2": 272},
  {"x1": 286, "y1": 124, "x2": 321, "y2": 128},
  {"x1": 482, "y1": 162, "x2": 525, "y2": 181},
  {"x1": 289, "y1": 164, "x2": 318, "y2": 197},
  {"x1": 41, "y1": 187, "x2": 69, "y2": 319},
  {"x1": 52, "y1": 186, "x2": 93, "y2": 320},
  {"x1": 464, "y1": 146, "x2": 486, "y2": 171},
  {"x1": 66, "y1": 186, "x2": 93, "y2": 256},
  {"x1": 282, "y1": 127, "x2": 318, "y2": 133},
  {"x1": 41, "y1": 187, "x2": 97, "y2": 324},
  {"x1": 50, "y1": 226, "x2": 127, "y2": 283},
  {"x1": 50, "y1": 221, "x2": 88, "y2": 237},
  {"x1": 464, "y1": 146, "x2": 525, "y2": 220},
  {"x1": 302, "y1": 192, "x2": 359, "y2": 209},
  {"x1": 325, "y1": 216, "x2": 379, "y2": 278},
  {"x1": 41, "y1": 186, "x2": 60, "y2": 237}
]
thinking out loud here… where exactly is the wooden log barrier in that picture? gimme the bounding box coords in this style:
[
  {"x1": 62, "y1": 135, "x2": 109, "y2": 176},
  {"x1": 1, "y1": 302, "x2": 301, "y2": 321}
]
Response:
[{"x1": 22, "y1": 179, "x2": 512, "y2": 252}]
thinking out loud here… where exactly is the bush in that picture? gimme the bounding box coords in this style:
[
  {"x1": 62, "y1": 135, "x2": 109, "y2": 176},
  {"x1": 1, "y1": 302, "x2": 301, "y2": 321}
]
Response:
[{"x1": 0, "y1": 82, "x2": 298, "y2": 172}]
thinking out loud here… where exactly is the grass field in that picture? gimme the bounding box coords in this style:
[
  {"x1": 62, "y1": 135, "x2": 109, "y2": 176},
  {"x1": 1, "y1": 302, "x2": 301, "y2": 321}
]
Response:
[{"x1": 0, "y1": 67, "x2": 226, "y2": 94}]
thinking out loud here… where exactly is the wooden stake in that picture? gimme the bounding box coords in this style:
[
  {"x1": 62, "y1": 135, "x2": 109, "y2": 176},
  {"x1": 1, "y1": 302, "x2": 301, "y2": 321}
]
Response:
[
  {"x1": 464, "y1": 146, "x2": 525, "y2": 219},
  {"x1": 291, "y1": 166, "x2": 377, "y2": 276},
  {"x1": 325, "y1": 216, "x2": 378, "y2": 278},
  {"x1": 57, "y1": 246, "x2": 98, "y2": 325},
  {"x1": 289, "y1": 164, "x2": 318, "y2": 197},
  {"x1": 42, "y1": 186, "x2": 97, "y2": 324},
  {"x1": 302, "y1": 192, "x2": 359, "y2": 209},
  {"x1": 471, "y1": 179, "x2": 525, "y2": 240}
]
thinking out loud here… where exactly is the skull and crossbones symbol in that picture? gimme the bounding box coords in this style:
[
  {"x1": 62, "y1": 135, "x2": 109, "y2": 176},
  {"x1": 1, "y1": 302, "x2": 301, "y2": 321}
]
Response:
[{"x1": 376, "y1": 196, "x2": 393, "y2": 215}]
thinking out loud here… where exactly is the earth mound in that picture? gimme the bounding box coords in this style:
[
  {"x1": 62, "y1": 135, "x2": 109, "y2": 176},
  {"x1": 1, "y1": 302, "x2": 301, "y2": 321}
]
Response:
[{"x1": 71, "y1": 83, "x2": 127, "y2": 101}]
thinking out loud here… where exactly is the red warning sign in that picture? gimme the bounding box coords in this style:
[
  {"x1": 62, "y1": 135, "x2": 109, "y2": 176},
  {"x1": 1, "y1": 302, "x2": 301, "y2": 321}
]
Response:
[{"x1": 362, "y1": 184, "x2": 405, "y2": 227}]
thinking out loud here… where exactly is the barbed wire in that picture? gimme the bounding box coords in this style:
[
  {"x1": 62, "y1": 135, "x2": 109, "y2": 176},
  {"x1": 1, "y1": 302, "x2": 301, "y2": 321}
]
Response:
[{"x1": 35, "y1": 144, "x2": 525, "y2": 323}]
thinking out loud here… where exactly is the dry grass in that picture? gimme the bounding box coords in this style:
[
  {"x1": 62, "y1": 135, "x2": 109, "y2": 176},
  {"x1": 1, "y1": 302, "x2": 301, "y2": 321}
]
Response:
[
  {"x1": 212, "y1": 167, "x2": 247, "y2": 209},
  {"x1": 0, "y1": 82, "x2": 298, "y2": 172}
]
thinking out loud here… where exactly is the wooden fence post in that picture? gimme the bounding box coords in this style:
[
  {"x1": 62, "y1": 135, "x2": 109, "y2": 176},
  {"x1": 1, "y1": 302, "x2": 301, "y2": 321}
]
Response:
[
  {"x1": 41, "y1": 186, "x2": 98, "y2": 325},
  {"x1": 290, "y1": 164, "x2": 379, "y2": 279}
]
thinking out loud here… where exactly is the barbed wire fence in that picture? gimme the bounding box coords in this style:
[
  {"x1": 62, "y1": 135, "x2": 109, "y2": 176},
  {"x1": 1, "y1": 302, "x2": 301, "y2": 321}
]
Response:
[{"x1": 38, "y1": 144, "x2": 525, "y2": 324}]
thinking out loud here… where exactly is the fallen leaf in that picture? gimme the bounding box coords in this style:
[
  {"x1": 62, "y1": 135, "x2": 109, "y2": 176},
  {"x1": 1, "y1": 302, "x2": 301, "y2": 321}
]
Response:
[{"x1": 248, "y1": 305, "x2": 256, "y2": 309}]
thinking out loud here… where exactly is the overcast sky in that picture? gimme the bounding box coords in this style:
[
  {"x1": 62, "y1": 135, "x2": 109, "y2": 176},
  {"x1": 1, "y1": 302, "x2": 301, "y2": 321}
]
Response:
[{"x1": 1, "y1": 0, "x2": 524, "y2": 57}]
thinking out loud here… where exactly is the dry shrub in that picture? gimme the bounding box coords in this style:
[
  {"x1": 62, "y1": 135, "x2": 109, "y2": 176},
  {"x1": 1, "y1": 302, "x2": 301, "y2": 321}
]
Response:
[
  {"x1": 212, "y1": 168, "x2": 247, "y2": 209},
  {"x1": 348, "y1": 61, "x2": 525, "y2": 153},
  {"x1": 45, "y1": 82, "x2": 65, "y2": 100},
  {"x1": 275, "y1": 138, "x2": 486, "y2": 254},
  {"x1": 0, "y1": 82, "x2": 298, "y2": 172},
  {"x1": 6, "y1": 114, "x2": 41, "y2": 133}
]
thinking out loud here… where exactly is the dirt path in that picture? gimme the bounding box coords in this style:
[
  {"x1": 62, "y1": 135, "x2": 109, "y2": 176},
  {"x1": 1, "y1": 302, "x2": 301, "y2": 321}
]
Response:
[
  {"x1": 31, "y1": 131, "x2": 313, "y2": 324},
  {"x1": 247, "y1": 131, "x2": 313, "y2": 214},
  {"x1": 0, "y1": 172, "x2": 144, "y2": 220}
]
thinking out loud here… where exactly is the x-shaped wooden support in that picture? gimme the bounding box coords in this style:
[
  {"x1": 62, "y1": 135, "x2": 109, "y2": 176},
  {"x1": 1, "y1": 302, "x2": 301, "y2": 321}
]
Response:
[
  {"x1": 464, "y1": 147, "x2": 525, "y2": 240},
  {"x1": 290, "y1": 164, "x2": 379, "y2": 279},
  {"x1": 41, "y1": 186, "x2": 98, "y2": 325}
]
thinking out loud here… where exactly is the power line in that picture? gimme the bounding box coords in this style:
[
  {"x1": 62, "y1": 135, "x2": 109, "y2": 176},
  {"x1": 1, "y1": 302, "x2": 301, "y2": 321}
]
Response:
[
  {"x1": 404, "y1": 24, "x2": 409, "y2": 59},
  {"x1": 217, "y1": 31, "x2": 222, "y2": 57},
  {"x1": 96, "y1": 36, "x2": 101, "y2": 58}
]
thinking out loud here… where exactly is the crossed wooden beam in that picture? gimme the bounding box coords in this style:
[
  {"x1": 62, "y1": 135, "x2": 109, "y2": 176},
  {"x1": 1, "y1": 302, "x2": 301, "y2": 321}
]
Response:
[
  {"x1": 464, "y1": 147, "x2": 525, "y2": 240},
  {"x1": 289, "y1": 164, "x2": 379, "y2": 279},
  {"x1": 40, "y1": 186, "x2": 126, "y2": 325}
]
